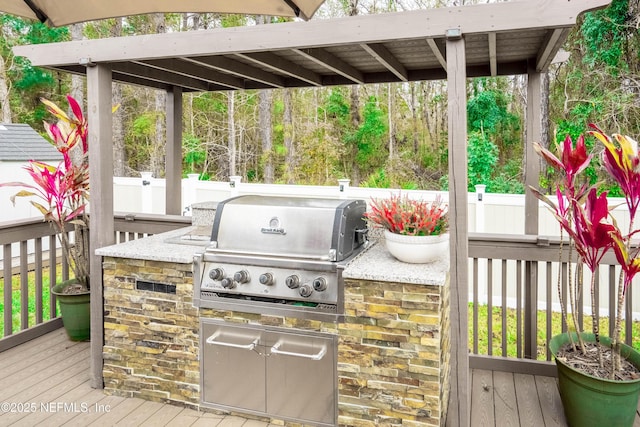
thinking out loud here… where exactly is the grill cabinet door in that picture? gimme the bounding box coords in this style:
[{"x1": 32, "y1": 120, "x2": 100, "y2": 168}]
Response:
[
  {"x1": 201, "y1": 322, "x2": 266, "y2": 412},
  {"x1": 265, "y1": 331, "x2": 336, "y2": 425}
]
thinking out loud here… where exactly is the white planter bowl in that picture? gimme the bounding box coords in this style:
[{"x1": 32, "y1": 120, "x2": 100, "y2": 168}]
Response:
[{"x1": 383, "y1": 230, "x2": 449, "y2": 263}]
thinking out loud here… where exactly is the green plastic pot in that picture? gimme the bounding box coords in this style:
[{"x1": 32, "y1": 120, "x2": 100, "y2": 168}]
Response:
[
  {"x1": 549, "y1": 332, "x2": 640, "y2": 427},
  {"x1": 52, "y1": 279, "x2": 90, "y2": 341}
]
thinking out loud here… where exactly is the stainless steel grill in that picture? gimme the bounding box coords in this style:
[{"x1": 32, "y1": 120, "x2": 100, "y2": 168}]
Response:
[
  {"x1": 193, "y1": 195, "x2": 368, "y2": 321},
  {"x1": 195, "y1": 195, "x2": 367, "y2": 426}
]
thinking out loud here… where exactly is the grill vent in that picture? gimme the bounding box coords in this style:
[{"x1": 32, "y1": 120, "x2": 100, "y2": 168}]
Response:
[{"x1": 136, "y1": 279, "x2": 176, "y2": 294}]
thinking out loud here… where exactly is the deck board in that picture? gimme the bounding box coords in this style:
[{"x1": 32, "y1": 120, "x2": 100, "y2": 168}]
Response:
[
  {"x1": 471, "y1": 369, "x2": 495, "y2": 426},
  {"x1": 513, "y1": 373, "x2": 545, "y2": 426},
  {"x1": 535, "y1": 375, "x2": 564, "y2": 427},
  {"x1": 493, "y1": 371, "x2": 519, "y2": 427},
  {"x1": 5, "y1": 328, "x2": 640, "y2": 426}
]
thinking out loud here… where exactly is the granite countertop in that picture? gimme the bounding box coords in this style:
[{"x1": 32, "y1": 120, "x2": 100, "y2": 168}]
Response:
[
  {"x1": 96, "y1": 226, "x2": 209, "y2": 264},
  {"x1": 343, "y1": 240, "x2": 449, "y2": 286},
  {"x1": 97, "y1": 228, "x2": 450, "y2": 285}
]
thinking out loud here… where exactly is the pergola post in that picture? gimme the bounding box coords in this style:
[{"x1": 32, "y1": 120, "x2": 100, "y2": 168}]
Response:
[
  {"x1": 166, "y1": 86, "x2": 183, "y2": 215},
  {"x1": 524, "y1": 65, "x2": 542, "y2": 358},
  {"x1": 446, "y1": 34, "x2": 469, "y2": 427},
  {"x1": 87, "y1": 64, "x2": 113, "y2": 389}
]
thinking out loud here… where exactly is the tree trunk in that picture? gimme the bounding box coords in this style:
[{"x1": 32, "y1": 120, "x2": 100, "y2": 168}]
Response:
[
  {"x1": 151, "y1": 14, "x2": 166, "y2": 178},
  {"x1": 256, "y1": 15, "x2": 274, "y2": 183},
  {"x1": 283, "y1": 88, "x2": 295, "y2": 184},
  {"x1": 108, "y1": 18, "x2": 127, "y2": 176},
  {"x1": 350, "y1": 85, "x2": 361, "y2": 185},
  {"x1": 411, "y1": 82, "x2": 419, "y2": 154},
  {"x1": 259, "y1": 89, "x2": 274, "y2": 183},
  {"x1": 388, "y1": 83, "x2": 394, "y2": 161},
  {"x1": 0, "y1": 56, "x2": 12, "y2": 123},
  {"x1": 228, "y1": 91, "x2": 236, "y2": 177},
  {"x1": 540, "y1": 71, "x2": 550, "y2": 183},
  {"x1": 69, "y1": 24, "x2": 84, "y2": 107}
]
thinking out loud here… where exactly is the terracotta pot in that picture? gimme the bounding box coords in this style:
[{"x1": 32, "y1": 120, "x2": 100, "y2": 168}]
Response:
[{"x1": 383, "y1": 230, "x2": 448, "y2": 263}]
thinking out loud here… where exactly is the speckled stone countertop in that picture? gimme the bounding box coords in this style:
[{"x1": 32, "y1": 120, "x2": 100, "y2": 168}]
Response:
[
  {"x1": 96, "y1": 226, "x2": 208, "y2": 264},
  {"x1": 97, "y1": 228, "x2": 449, "y2": 285},
  {"x1": 342, "y1": 240, "x2": 449, "y2": 286}
]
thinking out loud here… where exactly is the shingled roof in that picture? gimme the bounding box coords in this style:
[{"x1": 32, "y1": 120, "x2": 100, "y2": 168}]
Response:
[{"x1": 0, "y1": 123, "x2": 61, "y2": 161}]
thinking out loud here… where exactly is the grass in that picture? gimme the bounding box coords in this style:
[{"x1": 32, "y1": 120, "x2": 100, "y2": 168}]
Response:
[
  {"x1": 469, "y1": 303, "x2": 640, "y2": 360},
  {"x1": 0, "y1": 269, "x2": 65, "y2": 336}
]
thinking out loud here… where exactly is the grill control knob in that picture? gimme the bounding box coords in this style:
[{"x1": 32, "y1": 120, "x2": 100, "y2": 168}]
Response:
[
  {"x1": 233, "y1": 270, "x2": 250, "y2": 284},
  {"x1": 299, "y1": 285, "x2": 313, "y2": 298},
  {"x1": 313, "y1": 277, "x2": 327, "y2": 292},
  {"x1": 208, "y1": 268, "x2": 225, "y2": 281},
  {"x1": 285, "y1": 275, "x2": 300, "y2": 289},
  {"x1": 259, "y1": 273, "x2": 274, "y2": 286},
  {"x1": 221, "y1": 277, "x2": 235, "y2": 289}
]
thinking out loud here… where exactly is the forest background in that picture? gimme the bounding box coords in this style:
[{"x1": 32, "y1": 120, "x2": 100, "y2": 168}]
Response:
[{"x1": 0, "y1": 0, "x2": 636, "y2": 194}]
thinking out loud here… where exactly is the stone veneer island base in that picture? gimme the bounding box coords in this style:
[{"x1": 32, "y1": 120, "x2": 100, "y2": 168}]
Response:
[{"x1": 98, "y1": 228, "x2": 451, "y2": 426}]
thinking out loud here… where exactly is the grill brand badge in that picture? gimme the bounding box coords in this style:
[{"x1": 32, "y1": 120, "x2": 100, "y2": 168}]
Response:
[{"x1": 261, "y1": 217, "x2": 286, "y2": 235}]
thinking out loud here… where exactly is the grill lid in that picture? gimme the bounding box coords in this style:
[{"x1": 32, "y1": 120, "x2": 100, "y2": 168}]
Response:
[{"x1": 209, "y1": 195, "x2": 367, "y2": 261}]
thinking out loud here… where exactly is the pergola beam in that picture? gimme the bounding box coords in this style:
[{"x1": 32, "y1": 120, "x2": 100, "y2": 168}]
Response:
[
  {"x1": 184, "y1": 56, "x2": 285, "y2": 88},
  {"x1": 427, "y1": 38, "x2": 447, "y2": 70},
  {"x1": 360, "y1": 43, "x2": 408, "y2": 82},
  {"x1": 138, "y1": 58, "x2": 246, "y2": 90},
  {"x1": 235, "y1": 52, "x2": 322, "y2": 86},
  {"x1": 293, "y1": 48, "x2": 364, "y2": 84},
  {"x1": 111, "y1": 61, "x2": 211, "y2": 91},
  {"x1": 536, "y1": 28, "x2": 570, "y2": 71}
]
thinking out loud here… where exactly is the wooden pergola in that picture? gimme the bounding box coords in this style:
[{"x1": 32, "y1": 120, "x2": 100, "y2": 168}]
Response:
[{"x1": 12, "y1": 1, "x2": 611, "y2": 425}]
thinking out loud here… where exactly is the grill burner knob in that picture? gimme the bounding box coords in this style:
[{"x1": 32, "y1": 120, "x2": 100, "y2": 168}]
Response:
[
  {"x1": 208, "y1": 268, "x2": 225, "y2": 281},
  {"x1": 221, "y1": 277, "x2": 235, "y2": 289},
  {"x1": 285, "y1": 275, "x2": 300, "y2": 289},
  {"x1": 299, "y1": 285, "x2": 313, "y2": 298},
  {"x1": 259, "y1": 273, "x2": 274, "y2": 286},
  {"x1": 313, "y1": 277, "x2": 327, "y2": 292},
  {"x1": 233, "y1": 270, "x2": 250, "y2": 284}
]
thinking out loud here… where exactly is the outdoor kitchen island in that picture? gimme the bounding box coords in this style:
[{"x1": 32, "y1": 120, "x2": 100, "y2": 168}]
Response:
[{"x1": 97, "y1": 216, "x2": 451, "y2": 426}]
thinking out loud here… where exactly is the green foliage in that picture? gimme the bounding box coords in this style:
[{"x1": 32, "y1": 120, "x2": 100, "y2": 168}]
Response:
[
  {"x1": 323, "y1": 88, "x2": 351, "y2": 128},
  {"x1": 352, "y1": 96, "x2": 387, "y2": 171},
  {"x1": 467, "y1": 131, "x2": 498, "y2": 190},
  {"x1": 362, "y1": 169, "x2": 390, "y2": 188},
  {"x1": 468, "y1": 90, "x2": 508, "y2": 135},
  {"x1": 183, "y1": 133, "x2": 206, "y2": 173},
  {"x1": 581, "y1": 0, "x2": 630, "y2": 70}
]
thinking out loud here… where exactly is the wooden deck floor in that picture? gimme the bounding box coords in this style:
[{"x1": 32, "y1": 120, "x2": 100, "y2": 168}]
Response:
[
  {"x1": 0, "y1": 329, "x2": 271, "y2": 427},
  {"x1": 2, "y1": 328, "x2": 637, "y2": 427}
]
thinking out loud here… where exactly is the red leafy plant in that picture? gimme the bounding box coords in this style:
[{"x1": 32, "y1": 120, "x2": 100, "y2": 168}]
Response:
[
  {"x1": 364, "y1": 193, "x2": 448, "y2": 236},
  {"x1": 531, "y1": 124, "x2": 640, "y2": 378},
  {"x1": 1, "y1": 95, "x2": 89, "y2": 291}
]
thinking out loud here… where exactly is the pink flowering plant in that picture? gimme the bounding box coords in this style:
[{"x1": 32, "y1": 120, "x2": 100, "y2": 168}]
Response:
[
  {"x1": 1, "y1": 95, "x2": 89, "y2": 291},
  {"x1": 364, "y1": 193, "x2": 448, "y2": 236},
  {"x1": 531, "y1": 124, "x2": 640, "y2": 377}
]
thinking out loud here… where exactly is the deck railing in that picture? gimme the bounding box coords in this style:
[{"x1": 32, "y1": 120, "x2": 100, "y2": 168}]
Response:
[
  {"x1": 0, "y1": 213, "x2": 190, "y2": 351},
  {"x1": 2, "y1": 217, "x2": 636, "y2": 378},
  {"x1": 469, "y1": 232, "x2": 639, "y2": 376}
]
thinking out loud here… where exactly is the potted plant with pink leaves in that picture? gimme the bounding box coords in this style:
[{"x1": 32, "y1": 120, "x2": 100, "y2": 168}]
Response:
[
  {"x1": 531, "y1": 124, "x2": 640, "y2": 427},
  {"x1": 1, "y1": 95, "x2": 90, "y2": 341}
]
